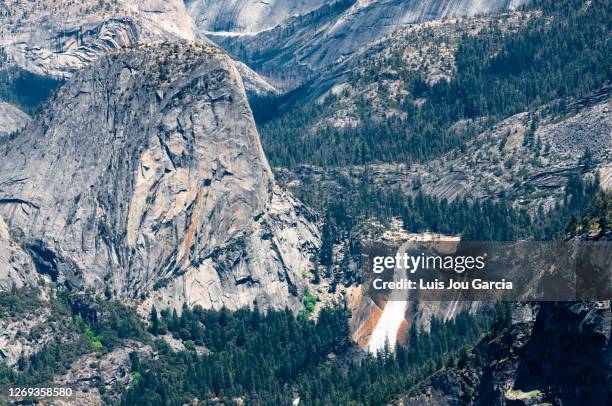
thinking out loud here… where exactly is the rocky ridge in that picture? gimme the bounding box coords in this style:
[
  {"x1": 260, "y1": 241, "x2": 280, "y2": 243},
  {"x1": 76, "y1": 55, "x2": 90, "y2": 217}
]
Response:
[
  {"x1": 302, "y1": 11, "x2": 536, "y2": 128},
  {"x1": 0, "y1": 100, "x2": 29, "y2": 139},
  {"x1": 0, "y1": 0, "x2": 280, "y2": 98}
]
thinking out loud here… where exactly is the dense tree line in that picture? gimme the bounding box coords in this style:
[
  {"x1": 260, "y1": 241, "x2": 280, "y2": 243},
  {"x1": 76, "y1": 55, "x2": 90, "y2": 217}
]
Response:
[
  {"x1": 258, "y1": 0, "x2": 611, "y2": 167},
  {"x1": 310, "y1": 172, "x2": 601, "y2": 275},
  {"x1": 125, "y1": 304, "x2": 351, "y2": 405},
  {"x1": 399, "y1": 172, "x2": 601, "y2": 241},
  {"x1": 122, "y1": 304, "x2": 492, "y2": 405},
  {"x1": 289, "y1": 309, "x2": 492, "y2": 406},
  {"x1": 399, "y1": 192, "x2": 533, "y2": 241}
]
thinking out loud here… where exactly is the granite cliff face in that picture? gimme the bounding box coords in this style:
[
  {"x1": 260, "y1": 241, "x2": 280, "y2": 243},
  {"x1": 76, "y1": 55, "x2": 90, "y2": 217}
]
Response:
[
  {"x1": 0, "y1": 104, "x2": 36, "y2": 291},
  {"x1": 397, "y1": 301, "x2": 612, "y2": 406},
  {"x1": 186, "y1": 0, "x2": 328, "y2": 33},
  {"x1": 0, "y1": 42, "x2": 319, "y2": 311},
  {"x1": 0, "y1": 0, "x2": 195, "y2": 78},
  {"x1": 0, "y1": 216, "x2": 39, "y2": 291}
]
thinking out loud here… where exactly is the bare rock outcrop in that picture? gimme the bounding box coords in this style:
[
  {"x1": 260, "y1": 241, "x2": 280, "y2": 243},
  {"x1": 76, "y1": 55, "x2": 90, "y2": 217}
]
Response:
[
  {"x1": 0, "y1": 216, "x2": 41, "y2": 291},
  {"x1": 397, "y1": 301, "x2": 612, "y2": 406},
  {"x1": 51, "y1": 341, "x2": 153, "y2": 406},
  {"x1": 0, "y1": 42, "x2": 319, "y2": 312},
  {"x1": 0, "y1": 0, "x2": 196, "y2": 78},
  {"x1": 0, "y1": 307, "x2": 51, "y2": 365},
  {"x1": 186, "y1": 0, "x2": 328, "y2": 34},
  {"x1": 0, "y1": 100, "x2": 29, "y2": 139}
]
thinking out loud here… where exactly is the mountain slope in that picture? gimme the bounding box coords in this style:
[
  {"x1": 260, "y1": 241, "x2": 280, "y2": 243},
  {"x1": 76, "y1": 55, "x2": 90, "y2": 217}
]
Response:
[
  {"x1": 398, "y1": 297, "x2": 612, "y2": 406},
  {"x1": 278, "y1": 86, "x2": 611, "y2": 216},
  {"x1": 210, "y1": 0, "x2": 526, "y2": 87},
  {"x1": 186, "y1": 0, "x2": 328, "y2": 33},
  {"x1": 258, "y1": 0, "x2": 610, "y2": 170},
  {"x1": 0, "y1": 42, "x2": 319, "y2": 312}
]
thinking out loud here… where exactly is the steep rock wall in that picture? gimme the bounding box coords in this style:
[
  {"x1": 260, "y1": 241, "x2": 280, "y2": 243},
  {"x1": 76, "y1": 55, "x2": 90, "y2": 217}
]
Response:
[{"x1": 0, "y1": 42, "x2": 319, "y2": 311}]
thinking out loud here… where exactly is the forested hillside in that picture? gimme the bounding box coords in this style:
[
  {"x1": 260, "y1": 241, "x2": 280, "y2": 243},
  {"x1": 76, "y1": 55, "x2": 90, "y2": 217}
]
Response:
[
  {"x1": 2, "y1": 192, "x2": 607, "y2": 404},
  {"x1": 122, "y1": 304, "x2": 493, "y2": 405},
  {"x1": 258, "y1": 0, "x2": 611, "y2": 279},
  {"x1": 258, "y1": 0, "x2": 611, "y2": 167},
  {"x1": 0, "y1": 287, "x2": 494, "y2": 405}
]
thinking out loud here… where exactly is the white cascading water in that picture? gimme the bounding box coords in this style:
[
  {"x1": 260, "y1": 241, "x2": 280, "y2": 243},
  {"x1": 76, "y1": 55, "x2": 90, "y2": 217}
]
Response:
[
  {"x1": 367, "y1": 234, "x2": 462, "y2": 353},
  {"x1": 368, "y1": 241, "x2": 411, "y2": 354},
  {"x1": 368, "y1": 300, "x2": 409, "y2": 353}
]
